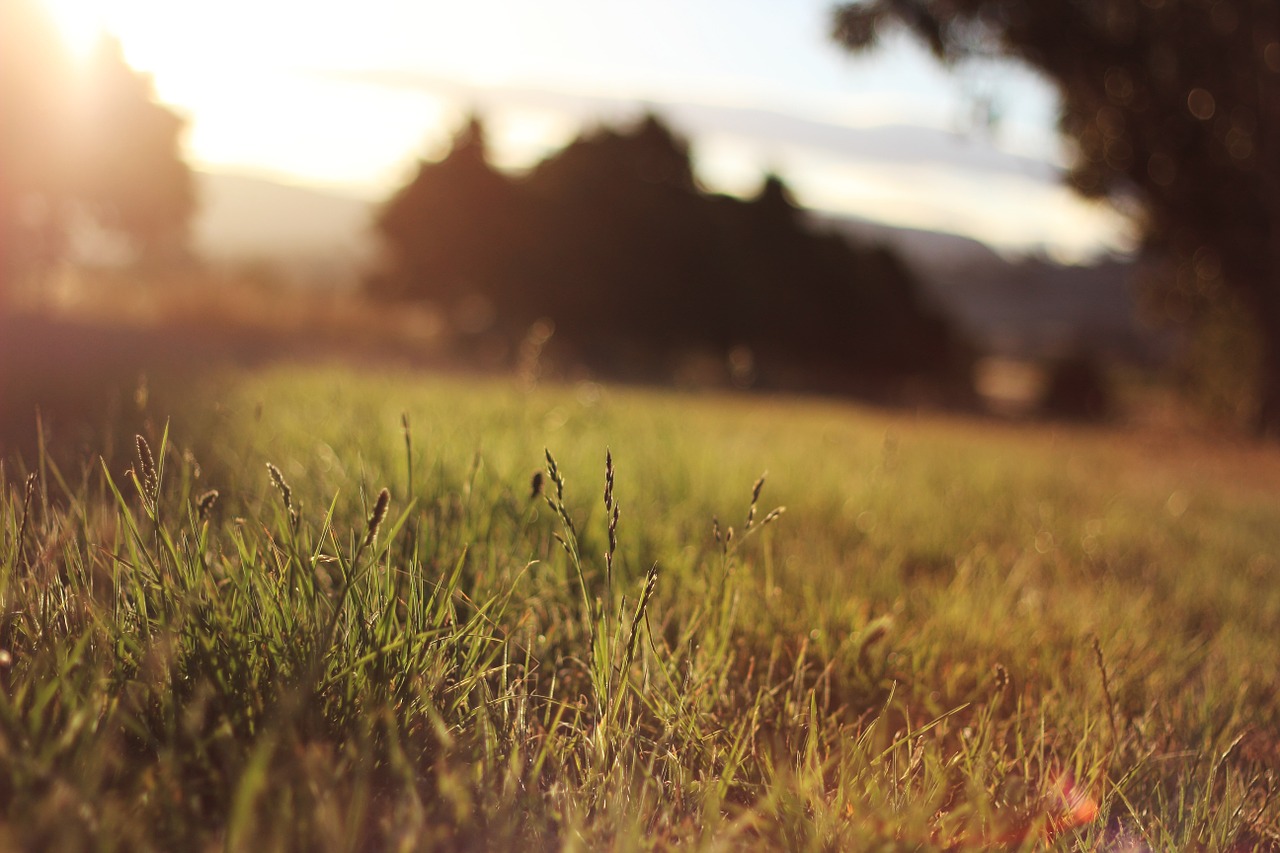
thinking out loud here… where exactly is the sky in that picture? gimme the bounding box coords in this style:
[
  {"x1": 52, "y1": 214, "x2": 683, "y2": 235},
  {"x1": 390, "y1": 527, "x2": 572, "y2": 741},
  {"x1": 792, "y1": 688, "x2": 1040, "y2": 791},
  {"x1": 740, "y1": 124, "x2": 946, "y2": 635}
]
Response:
[{"x1": 41, "y1": 0, "x2": 1134, "y2": 261}]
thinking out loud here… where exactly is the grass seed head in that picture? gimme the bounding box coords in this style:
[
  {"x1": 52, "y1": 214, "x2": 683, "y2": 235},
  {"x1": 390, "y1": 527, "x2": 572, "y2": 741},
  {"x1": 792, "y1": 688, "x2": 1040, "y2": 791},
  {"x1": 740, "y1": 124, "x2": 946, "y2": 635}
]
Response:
[
  {"x1": 604, "y1": 448, "x2": 615, "y2": 509},
  {"x1": 265, "y1": 462, "x2": 299, "y2": 529},
  {"x1": 196, "y1": 489, "x2": 220, "y2": 520},
  {"x1": 544, "y1": 449, "x2": 565, "y2": 502},
  {"x1": 746, "y1": 473, "x2": 767, "y2": 529},
  {"x1": 135, "y1": 435, "x2": 158, "y2": 498},
  {"x1": 609, "y1": 504, "x2": 619, "y2": 556},
  {"x1": 530, "y1": 470, "x2": 544, "y2": 500},
  {"x1": 553, "y1": 532, "x2": 571, "y2": 555},
  {"x1": 266, "y1": 462, "x2": 291, "y2": 508},
  {"x1": 621, "y1": 563, "x2": 659, "y2": 671},
  {"x1": 363, "y1": 488, "x2": 391, "y2": 548},
  {"x1": 604, "y1": 449, "x2": 619, "y2": 560},
  {"x1": 15, "y1": 473, "x2": 37, "y2": 567},
  {"x1": 993, "y1": 662, "x2": 1010, "y2": 693}
]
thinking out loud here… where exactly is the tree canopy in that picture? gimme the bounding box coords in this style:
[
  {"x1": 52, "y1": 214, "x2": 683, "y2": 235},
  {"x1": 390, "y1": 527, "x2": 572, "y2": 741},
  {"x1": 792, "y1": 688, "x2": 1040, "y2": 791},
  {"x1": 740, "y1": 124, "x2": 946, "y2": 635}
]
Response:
[
  {"x1": 0, "y1": 0, "x2": 194, "y2": 299},
  {"x1": 372, "y1": 113, "x2": 968, "y2": 396},
  {"x1": 833, "y1": 0, "x2": 1280, "y2": 430}
]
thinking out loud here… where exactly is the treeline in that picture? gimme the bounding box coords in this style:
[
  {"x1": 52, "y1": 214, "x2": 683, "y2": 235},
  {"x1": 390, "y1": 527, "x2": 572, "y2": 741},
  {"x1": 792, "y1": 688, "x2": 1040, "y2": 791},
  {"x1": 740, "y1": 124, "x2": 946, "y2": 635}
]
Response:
[{"x1": 371, "y1": 113, "x2": 971, "y2": 396}]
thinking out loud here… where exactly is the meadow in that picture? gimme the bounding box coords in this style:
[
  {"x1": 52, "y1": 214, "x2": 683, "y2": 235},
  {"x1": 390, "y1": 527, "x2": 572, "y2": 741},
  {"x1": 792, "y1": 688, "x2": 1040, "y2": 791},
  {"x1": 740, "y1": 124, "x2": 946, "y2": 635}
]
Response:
[{"x1": 2, "y1": 362, "x2": 1278, "y2": 851}]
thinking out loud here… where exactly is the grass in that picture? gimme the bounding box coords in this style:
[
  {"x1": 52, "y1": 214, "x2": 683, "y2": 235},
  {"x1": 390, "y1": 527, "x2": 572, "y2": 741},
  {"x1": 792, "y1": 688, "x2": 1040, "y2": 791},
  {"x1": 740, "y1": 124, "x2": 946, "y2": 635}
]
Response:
[{"x1": 2, "y1": 362, "x2": 1279, "y2": 851}]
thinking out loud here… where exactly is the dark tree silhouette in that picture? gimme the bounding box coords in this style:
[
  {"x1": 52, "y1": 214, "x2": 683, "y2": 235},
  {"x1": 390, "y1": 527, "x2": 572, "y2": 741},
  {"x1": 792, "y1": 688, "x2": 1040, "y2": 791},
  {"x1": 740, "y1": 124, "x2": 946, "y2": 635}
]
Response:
[
  {"x1": 374, "y1": 116, "x2": 526, "y2": 327},
  {"x1": 1042, "y1": 355, "x2": 1113, "y2": 421},
  {"x1": 832, "y1": 0, "x2": 1280, "y2": 431},
  {"x1": 373, "y1": 111, "x2": 969, "y2": 394},
  {"x1": 518, "y1": 114, "x2": 721, "y2": 364},
  {"x1": 1, "y1": 4, "x2": 194, "y2": 299}
]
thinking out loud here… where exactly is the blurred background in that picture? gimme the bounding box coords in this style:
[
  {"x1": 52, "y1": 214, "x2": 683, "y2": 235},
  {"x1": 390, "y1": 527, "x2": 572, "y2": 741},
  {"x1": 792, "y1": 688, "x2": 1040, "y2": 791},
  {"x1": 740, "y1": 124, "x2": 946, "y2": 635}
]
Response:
[{"x1": 3, "y1": 0, "x2": 1277, "y2": 452}]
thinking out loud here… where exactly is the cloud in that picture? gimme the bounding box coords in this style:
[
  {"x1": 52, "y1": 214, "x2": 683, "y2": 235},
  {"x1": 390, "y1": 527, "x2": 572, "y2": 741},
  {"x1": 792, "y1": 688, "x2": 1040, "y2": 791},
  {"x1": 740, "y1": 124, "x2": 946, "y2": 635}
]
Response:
[{"x1": 306, "y1": 66, "x2": 1126, "y2": 258}]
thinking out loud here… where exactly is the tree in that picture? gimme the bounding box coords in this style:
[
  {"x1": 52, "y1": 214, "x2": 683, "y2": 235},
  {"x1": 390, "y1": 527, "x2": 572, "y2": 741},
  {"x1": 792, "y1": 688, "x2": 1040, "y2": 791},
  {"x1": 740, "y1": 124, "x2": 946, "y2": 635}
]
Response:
[
  {"x1": 0, "y1": 3, "x2": 194, "y2": 301},
  {"x1": 833, "y1": 0, "x2": 1280, "y2": 432},
  {"x1": 518, "y1": 113, "x2": 720, "y2": 358},
  {"x1": 71, "y1": 38, "x2": 195, "y2": 259},
  {"x1": 373, "y1": 111, "x2": 968, "y2": 391},
  {"x1": 373, "y1": 115, "x2": 525, "y2": 324}
]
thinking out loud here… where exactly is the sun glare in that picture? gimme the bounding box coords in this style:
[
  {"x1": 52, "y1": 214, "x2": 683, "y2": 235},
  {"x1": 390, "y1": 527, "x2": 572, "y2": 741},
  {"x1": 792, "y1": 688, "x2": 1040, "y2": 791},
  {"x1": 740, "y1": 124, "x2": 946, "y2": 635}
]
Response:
[
  {"x1": 32, "y1": 0, "x2": 476, "y2": 191},
  {"x1": 39, "y1": 0, "x2": 108, "y2": 62},
  {"x1": 30, "y1": 0, "x2": 1112, "y2": 258}
]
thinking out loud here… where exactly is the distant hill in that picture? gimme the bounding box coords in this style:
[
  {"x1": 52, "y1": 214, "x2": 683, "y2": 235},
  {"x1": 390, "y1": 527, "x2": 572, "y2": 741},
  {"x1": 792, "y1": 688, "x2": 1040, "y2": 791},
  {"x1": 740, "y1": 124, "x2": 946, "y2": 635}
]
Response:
[
  {"x1": 191, "y1": 169, "x2": 1163, "y2": 362},
  {"x1": 192, "y1": 171, "x2": 375, "y2": 287},
  {"x1": 817, "y1": 214, "x2": 1164, "y2": 364}
]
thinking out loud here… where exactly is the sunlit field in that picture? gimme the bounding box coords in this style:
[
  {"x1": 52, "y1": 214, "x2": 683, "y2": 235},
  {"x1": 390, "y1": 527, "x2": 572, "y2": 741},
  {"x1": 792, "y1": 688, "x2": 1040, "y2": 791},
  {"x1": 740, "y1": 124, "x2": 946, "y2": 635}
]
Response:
[
  {"x1": 6, "y1": 0, "x2": 1279, "y2": 845},
  {"x1": 3, "y1": 363, "x2": 1278, "y2": 850}
]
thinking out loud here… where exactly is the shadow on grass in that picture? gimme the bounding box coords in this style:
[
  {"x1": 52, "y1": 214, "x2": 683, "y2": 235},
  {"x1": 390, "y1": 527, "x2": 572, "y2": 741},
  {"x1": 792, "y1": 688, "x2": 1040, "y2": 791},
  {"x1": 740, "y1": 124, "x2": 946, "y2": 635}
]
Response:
[{"x1": 1, "y1": 313, "x2": 233, "y2": 464}]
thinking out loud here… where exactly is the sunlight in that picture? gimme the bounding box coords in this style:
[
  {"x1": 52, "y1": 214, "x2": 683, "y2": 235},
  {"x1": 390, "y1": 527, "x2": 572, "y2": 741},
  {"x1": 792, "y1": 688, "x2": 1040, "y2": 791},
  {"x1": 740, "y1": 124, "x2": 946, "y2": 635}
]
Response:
[
  {"x1": 484, "y1": 108, "x2": 580, "y2": 172},
  {"x1": 33, "y1": 0, "x2": 473, "y2": 189},
  {"x1": 39, "y1": 0, "x2": 107, "y2": 62},
  {"x1": 29, "y1": 0, "x2": 1117, "y2": 258},
  {"x1": 785, "y1": 156, "x2": 1135, "y2": 261},
  {"x1": 36, "y1": 0, "x2": 531, "y2": 105}
]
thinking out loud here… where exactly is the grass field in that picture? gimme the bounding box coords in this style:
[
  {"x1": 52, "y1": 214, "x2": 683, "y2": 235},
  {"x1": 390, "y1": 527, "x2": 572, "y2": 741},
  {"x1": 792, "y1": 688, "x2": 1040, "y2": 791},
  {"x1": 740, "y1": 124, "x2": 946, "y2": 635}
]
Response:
[{"x1": 2, "y1": 362, "x2": 1279, "y2": 850}]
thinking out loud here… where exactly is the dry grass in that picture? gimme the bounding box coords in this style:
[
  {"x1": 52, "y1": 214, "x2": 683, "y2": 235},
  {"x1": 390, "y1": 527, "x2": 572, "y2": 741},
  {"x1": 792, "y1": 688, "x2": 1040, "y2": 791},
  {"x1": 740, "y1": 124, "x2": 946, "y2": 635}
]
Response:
[{"x1": 2, "y1": 361, "x2": 1277, "y2": 850}]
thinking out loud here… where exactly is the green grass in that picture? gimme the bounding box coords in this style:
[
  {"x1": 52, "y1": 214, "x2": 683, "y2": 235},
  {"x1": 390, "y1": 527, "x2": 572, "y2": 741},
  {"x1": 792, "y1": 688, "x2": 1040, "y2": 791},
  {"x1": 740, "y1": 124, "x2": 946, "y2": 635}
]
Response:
[{"x1": 3, "y1": 363, "x2": 1279, "y2": 850}]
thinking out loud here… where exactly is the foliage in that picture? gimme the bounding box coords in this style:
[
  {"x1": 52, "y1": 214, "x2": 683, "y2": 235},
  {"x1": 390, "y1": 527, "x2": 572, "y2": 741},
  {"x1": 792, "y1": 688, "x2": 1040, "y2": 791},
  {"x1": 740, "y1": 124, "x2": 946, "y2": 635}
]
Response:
[
  {"x1": 1173, "y1": 282, "x2": 1267, "y2": 428},
  {"x1": 2, "y1": 364, "x2": 1279, "y2": 849},
  {"x1": 1041, "y1": 356, "x2": 1113, "y2": 422},
  {"x1": 372, "y1": 117, "x2": 524, "y2": 315},
  {"x1": 372, "y1": 113, "x2": 969, "y2": 396},
  {"x1": 66, "y1": 39, "x2": 195, "y2": 256},
  {"x1": 832, "y1": 0, "x2": 1280, "y2": 432},
  {"x1": 0, "y1": 1, "x2": 194, "y2": 295}
]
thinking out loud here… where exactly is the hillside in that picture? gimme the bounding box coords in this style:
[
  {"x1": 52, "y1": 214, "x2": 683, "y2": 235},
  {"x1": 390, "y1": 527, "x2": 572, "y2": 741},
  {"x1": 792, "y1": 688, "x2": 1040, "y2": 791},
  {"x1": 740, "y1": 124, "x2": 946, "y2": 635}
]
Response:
[
  {"x1": 820, "y1": 215, "x2": 1160, "y2": 363},
  {"x1": 191, "y1": 171, "x2": 376, "y2": 287}
]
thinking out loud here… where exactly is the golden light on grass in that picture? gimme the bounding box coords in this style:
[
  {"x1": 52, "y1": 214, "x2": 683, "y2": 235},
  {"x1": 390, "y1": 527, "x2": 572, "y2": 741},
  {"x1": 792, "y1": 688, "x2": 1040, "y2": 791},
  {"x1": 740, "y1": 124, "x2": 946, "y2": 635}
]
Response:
[
  {"x1": 2, "y1": 367, "x2": 1277, "y2": 847},
  {"x1": 1044, "y1": 771, "x2": 1101, "y2": 838}
]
